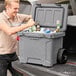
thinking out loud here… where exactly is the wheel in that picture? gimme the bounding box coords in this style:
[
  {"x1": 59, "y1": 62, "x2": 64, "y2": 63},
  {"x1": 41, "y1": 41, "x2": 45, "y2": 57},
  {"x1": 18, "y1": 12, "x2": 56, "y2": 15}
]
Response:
[{"x1": 57, "y1": 48, "x2": 68, "y2": 64}]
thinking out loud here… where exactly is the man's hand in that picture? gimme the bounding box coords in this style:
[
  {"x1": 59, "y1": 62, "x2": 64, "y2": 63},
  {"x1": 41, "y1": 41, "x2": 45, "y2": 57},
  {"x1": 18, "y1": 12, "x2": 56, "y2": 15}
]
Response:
[{"x1": 26, "y1": 18, "x2": 35, "y2": 27}]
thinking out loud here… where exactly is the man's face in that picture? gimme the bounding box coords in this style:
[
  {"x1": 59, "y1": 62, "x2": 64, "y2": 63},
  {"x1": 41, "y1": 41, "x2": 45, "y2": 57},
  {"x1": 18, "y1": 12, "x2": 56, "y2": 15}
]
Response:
[{"x1": 6, "y1": 2, "x2": 19, "y2": 18}]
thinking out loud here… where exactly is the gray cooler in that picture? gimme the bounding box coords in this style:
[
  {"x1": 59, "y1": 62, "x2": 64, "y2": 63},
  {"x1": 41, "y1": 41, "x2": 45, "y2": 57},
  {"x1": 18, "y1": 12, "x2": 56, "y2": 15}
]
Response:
[{"x1": 19, "y1": 4, "x2": 68, "y2": 67}]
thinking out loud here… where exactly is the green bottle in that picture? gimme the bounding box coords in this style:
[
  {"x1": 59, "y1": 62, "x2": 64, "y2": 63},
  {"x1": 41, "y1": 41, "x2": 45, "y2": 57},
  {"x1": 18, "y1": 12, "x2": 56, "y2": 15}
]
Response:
[
  {"x1": 56, "y1": 20, "x2": 61, "y2": 32},
  {"x1": 31, "y1": 25, "x2": 36, "y2": 32}
]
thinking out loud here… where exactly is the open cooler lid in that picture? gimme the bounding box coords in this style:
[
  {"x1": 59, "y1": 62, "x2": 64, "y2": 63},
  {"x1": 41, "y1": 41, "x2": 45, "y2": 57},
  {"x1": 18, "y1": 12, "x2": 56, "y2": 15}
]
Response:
[{"x1": 31, "y1": 4, "x2": 68, "y2": 31}]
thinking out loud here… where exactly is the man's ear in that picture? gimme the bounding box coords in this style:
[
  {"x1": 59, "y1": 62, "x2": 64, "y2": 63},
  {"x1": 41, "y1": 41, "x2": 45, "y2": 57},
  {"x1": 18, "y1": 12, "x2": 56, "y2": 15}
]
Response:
[{"x1": 5, "y1": 4, "x2": 11, "y2": 9}]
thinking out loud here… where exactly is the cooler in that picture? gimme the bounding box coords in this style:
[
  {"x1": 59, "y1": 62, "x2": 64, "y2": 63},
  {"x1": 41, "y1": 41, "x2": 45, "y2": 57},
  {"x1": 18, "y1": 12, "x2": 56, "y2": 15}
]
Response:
[{"x1": 19, "y1": 4, "x2": 68, "y2": 67}]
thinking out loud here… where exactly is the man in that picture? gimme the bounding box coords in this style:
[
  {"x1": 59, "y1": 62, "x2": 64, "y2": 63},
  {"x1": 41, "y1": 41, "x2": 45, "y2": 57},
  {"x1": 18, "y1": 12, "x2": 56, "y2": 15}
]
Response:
[{"x1": 0, "y1": 0, "x2": 35, "y2": 76}]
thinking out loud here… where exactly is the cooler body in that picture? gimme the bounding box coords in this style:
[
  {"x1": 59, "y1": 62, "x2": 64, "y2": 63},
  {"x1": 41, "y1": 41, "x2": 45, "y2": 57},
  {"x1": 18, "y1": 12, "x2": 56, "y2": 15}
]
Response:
[
  {"x1": 19, "y1": 32, "x2": 64, "y2": 66},
  {"x1": 19, "y1": 4, "x2": 68, "y2": 66}
]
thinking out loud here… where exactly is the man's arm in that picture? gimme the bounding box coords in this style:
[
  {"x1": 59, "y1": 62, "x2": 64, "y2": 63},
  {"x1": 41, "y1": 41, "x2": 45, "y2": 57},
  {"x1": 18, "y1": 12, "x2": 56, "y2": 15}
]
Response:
[{"x1": 0, "y1": 18, "x2": 35, "y2": 35}]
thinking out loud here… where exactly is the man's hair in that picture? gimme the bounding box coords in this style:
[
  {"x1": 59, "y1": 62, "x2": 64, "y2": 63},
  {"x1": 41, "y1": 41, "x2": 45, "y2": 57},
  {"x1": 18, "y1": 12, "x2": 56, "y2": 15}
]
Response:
[{"x1": 5, "y1": 0, "x2": 20, "y2": 6}]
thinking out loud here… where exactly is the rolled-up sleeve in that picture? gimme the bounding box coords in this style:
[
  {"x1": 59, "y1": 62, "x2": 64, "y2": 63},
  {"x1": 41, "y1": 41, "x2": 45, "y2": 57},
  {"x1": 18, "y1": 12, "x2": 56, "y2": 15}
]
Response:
[{"x1": 17, "y1": 13, "x2": 32, "y2": 22}]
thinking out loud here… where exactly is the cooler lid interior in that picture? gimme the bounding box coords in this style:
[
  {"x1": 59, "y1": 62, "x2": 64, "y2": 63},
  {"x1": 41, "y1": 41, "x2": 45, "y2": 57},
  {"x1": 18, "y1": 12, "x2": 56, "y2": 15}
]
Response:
[
  {"x1": 32, "y1": 4, "x2": 68, "y2": 31},
  {"x1": 34, "y1": 6, "x2": 64, "y2": 28}
]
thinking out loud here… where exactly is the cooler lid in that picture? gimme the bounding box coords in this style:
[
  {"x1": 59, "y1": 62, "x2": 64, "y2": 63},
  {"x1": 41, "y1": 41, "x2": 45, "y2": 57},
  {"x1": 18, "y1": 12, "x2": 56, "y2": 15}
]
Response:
[{"x1": 31, "y1": 4, "x2": 68, "y2": 31}]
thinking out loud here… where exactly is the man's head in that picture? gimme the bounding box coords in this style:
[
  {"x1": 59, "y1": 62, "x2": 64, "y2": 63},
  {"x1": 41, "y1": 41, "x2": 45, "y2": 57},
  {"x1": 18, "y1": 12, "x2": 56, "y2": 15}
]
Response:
[
  {"x1": 5, "y1": 0, "x2": 20, "y2": 7},
  {"x1": 5, "y1": 0, "x2": 20, "y2": 19}
]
